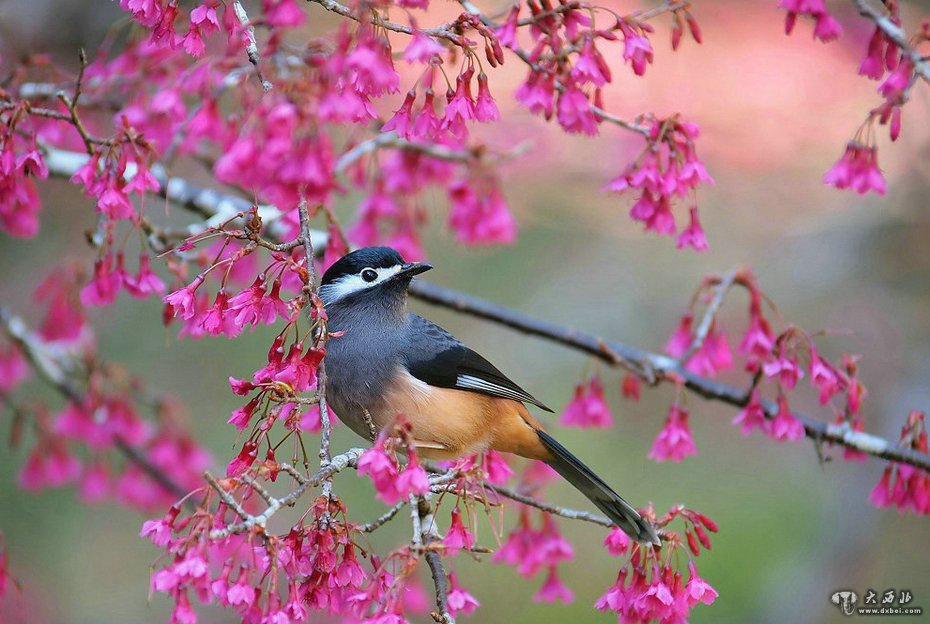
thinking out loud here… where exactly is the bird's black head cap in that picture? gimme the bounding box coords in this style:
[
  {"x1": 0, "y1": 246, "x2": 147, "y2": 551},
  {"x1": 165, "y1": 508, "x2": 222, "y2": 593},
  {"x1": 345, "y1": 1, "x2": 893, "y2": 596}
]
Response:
[{"x1": 321, "y1": 246, "x2": 405, "y2": 286}]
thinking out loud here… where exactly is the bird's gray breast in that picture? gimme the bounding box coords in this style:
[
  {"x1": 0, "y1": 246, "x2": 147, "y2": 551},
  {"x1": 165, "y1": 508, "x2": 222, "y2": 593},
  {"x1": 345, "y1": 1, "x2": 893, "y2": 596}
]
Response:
[{"x1": 323, "y1": 303, "x2": 405, "y2": 440}]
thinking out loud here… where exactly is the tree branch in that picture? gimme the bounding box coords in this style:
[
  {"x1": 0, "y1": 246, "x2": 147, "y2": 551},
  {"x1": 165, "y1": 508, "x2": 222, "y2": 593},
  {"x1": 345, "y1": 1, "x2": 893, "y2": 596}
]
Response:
[
  {"x1": 417, "y1": 496, "x2": 455, "y2": 624},
  {"x1": 408, "y1": 280, "x2": 930, "y2": 472},
  {"x1": 37, "y1": 150, "x2": 930, "y2": 472}
]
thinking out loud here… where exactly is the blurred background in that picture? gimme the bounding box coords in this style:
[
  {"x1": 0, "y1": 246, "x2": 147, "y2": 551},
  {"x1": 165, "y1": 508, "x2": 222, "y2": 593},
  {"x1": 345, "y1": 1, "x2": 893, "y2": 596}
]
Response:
[{"x1": 2, "y1": 0, "x2": 929, "y2": 622}]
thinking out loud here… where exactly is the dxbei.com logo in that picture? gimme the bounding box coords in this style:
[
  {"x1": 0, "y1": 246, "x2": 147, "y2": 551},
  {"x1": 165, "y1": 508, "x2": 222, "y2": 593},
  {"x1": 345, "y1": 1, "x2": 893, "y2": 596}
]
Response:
[
  {"x1": 832, "y1": 591, "x2": 859, "y2": 616},
  {"x1": 830, "y1": 588, "x2": 923, "y2": 617}
]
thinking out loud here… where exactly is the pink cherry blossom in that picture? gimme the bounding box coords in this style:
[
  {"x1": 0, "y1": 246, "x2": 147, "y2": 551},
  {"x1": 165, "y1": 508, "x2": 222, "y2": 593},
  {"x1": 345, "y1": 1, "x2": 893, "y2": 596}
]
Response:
[
  {"x1": 560, "y1": 375, "x2": 614, "y2": 428},
  {"x1": 619, "y1": 23, "x2": 654, "y2": 76},
  {"x1": 770, "y1": 395, "x2": 805, "y2": 442},
  {"x1": 762, "y1": 352, "x2": 804, "y2": 390},
  {"x1": 533, "y1": 566, "x2": 574, "y2": 603},
  {"x1": 447, "y1": 178, "x2": 516, "y2": 245},
  {"x1": 18, "y1": 442, "x2": 82, "y2": 490},
  {"x1": 676, "y1": 206, "x2": 709, "y2": 251},
  {"x1": 404, "y1": 30, "x2": 443, "y2": 64},
  {"x1": 603, "y1": 527, "x2": 631, "y2": 556},
  {"x1": 810, "y1": 347, "x2": 843, "y2": 404},
  {"x1": 357, "y1": 442, "x2": 401, "y2": 504},
  {"x1": 80, "y1": 255, "x2": 123, "y2": 307},
  {"x1": 123, "y1": 254, "x2": 165, "y2": 298},
  {"x1": 731, "y1": 389, "x2": 769, "y2": 436},
  {"x1": 474, "y1": 73, "x2": 500, "y2": 123},
  {"x1": 648, "y1": 402, "x2": 697, "y2": 462},
  {"x1": 556, "y1": 86, "x2": 598, "y2": 136},
  {"x1": 0, "y1": 345, "x2": 29, "y2": 392},
  {"x1": 443, "y1": 507, "x2": 475, "y2": 555},
  {"x1": 495, "y1": 6, "x2": 519, "y2": 49},
  {"x1": 140, "y1": 506, "x2": 180, "y2": 547},
  {"x1": 515, "y1": 71, "x2": 555, "y2": 119},
  {"x1": 446, "y1": 572, "x2": 479, "y2": 616},
  {"x1": 823, "y1": 142, "x2": 886, "y2": 195},
  {"x1": 685, "y1": 561, "x2": 718, "y2": 606}
]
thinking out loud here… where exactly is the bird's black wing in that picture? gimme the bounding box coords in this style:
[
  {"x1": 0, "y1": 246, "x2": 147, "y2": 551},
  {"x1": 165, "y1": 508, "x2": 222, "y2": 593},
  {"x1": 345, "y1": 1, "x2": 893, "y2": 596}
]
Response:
[{"x1": 404, "y1": 314, "x2": 553, "y2": 412}]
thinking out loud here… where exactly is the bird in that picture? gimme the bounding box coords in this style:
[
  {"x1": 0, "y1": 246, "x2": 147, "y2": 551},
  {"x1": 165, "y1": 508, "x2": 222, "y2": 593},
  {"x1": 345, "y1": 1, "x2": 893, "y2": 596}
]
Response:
[{"x1": 320, "y1": 246, "x2": 659, "y2": 545}]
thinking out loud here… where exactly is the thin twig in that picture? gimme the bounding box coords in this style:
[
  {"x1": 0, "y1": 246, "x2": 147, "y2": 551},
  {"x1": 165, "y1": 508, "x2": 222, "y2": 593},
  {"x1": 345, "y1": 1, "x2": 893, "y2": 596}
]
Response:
[
  {"x1": 204, "y1": 472, "x2": 252, "y2": 521},
  {"x1": 852, "y1": 0, "x2": 930, "y2": 84},
  {"x1": 417, "y1": 496, "x2": 455, "y2": 624},
  {"x1": 357, "y1": 501, "x2": 407, "y2": 532},
  {"x1": 241, "y1": 473, "x2": 276, "y2": 505},
  {"x1": 232, "y1": 0, "x2": 273, "y2": 91},
  {"x1": 410, "y1": 495, "x2": 424, "y2": 548},
  {"x1": 487, "y1": 483, "x2": 613, "y2": 528},
  {"x1": 425, "y1": 550, "x2": 454, "y2": 624},
  {"x1": 306, "y1": 0, "x2": 472, "y2": 47},
  {"x1": 678, "y1": 270, "x2": 739, "y2": 364}
]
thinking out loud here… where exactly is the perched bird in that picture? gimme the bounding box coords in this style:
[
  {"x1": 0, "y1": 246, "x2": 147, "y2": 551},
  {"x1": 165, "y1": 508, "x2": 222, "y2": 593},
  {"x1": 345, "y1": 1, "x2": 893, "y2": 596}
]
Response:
[{"x1": 320, "y1": 246, "x2": 659, "y2": 544}]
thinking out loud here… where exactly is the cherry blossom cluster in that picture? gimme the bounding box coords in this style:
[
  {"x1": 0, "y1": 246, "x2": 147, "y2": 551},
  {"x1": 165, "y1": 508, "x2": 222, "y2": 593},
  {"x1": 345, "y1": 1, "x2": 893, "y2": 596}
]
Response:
[
  {"x1": 870, "y1": 410, "x2": 930, "y2": 516},
  {"x1": 652, "y1": 271, "x2": 866, "y2": 454},
  {"x1": 596, "y1": 506, "x2": 717, "y2": 621},
  {"x1": 780, "y1": 0, "x2": 929, "y2": 196},
  {"x1": 138, "y1": 441, "x2": 552, "y2": 623},
  {"x1": 143, "y1": 487, "x2": 386, "y2": 623},
  {"x1": 162, "y1": 237, "x2": 303, "y2": 342},
  {"x1": 0, "y1": 287, "x2": 208, "y2": 512},
  {"x1": 501, "y1": 1, "x2": 713, "y2": 246},
  {"x1": 0, "y1": 112, "x2": 47, "y2": 238},
  {"x1": 559, "y1": 374, "x2": 614, "y2": 428},
  {"x1": 606, "y1": 117, "x2": 714, "y2": 249}
]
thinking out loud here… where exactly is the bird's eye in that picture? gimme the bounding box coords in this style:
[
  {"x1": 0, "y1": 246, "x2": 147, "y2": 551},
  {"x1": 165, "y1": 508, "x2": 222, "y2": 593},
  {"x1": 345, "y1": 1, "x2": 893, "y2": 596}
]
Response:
[{"x1": 361, "y1": 268, "x2": 378, "y2": 283}]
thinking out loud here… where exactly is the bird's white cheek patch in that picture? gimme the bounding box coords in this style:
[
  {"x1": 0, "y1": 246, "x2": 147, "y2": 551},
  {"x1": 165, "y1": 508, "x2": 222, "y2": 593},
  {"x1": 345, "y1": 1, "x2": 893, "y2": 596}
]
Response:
[{"x1": 320, "y1": 265, "x2": 404, "y2": 304}]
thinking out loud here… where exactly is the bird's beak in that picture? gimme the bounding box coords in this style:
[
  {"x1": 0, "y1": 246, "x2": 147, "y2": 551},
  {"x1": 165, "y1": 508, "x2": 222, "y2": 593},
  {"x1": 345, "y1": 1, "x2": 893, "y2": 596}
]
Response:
[{"x1": 398, "y1": 262, "x2": 433, "y2": 278}]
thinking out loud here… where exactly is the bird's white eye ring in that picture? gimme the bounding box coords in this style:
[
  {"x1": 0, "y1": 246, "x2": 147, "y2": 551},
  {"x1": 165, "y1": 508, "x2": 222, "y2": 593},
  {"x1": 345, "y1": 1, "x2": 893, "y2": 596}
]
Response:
[{"x1": 361, "y1": 268, "x2": 378, "y2": 282}]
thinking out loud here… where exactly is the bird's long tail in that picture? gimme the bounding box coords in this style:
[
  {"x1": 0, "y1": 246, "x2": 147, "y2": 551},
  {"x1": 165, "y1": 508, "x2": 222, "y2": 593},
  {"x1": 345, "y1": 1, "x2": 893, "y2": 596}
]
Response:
[{"x1": 536, "y1": 429, "x2": 660, "y2": 546}]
